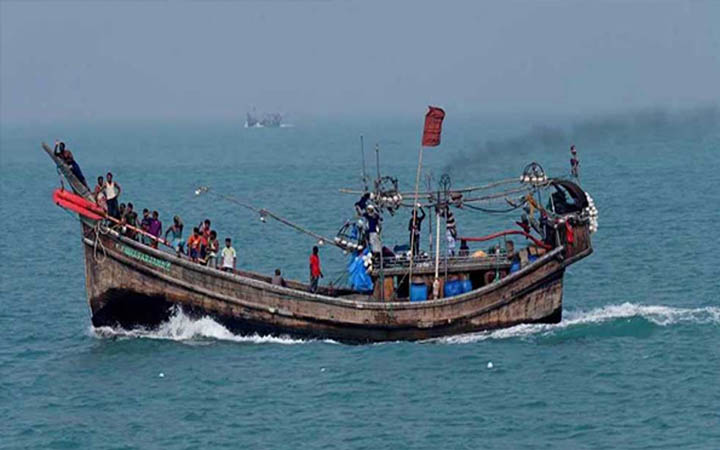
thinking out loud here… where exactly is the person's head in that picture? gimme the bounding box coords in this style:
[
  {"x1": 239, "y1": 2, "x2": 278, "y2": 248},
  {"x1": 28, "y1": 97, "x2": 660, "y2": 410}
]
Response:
[
  {"x1": 152, "y1": 210, "x2": 159, "y2": 219},
  {"x1": 119, "y1": 203, "x2": 126, "y2": 212},
  {"x1": 174, "y1": 215, "x2": 181, "y2": 226},
  {"x1": 210, "y1": 230, "x2": 217, "y2": 239},
  {"x1": 97, "y1": 176, "x2": 104, "y2": 186},
  {"x1": 570, "y1": 145, "x2": 577, "y2": 154},
  {"x1": 313, "y1": 246, "x2": 319, "y2": 255},
  {"x1": 506, "y1": 240, "x2": 515, "y2": 254},
  {"x1": 193, "y1": 227, "x2": 200, "y2": 236},
  {"x1": 127, "y1": 202, "x2": 134, "y2": 211},
  {"x1": 106, "y1": 172, "x2": 113, "y2": 183},
  {"x1": 58, "y1": 142, "x2": 65, "y2": 152},
  {"x1": 143, "y1": 208, "x2": 149, "y2": 217},
  {"x1": 225, "y1": 237, "x2": 231, "y2": 247},
  {"x1": 275, "y1": 268, "x2": 281, "y2": 276},
  {"x1": 204, "y1": 219, "x2": 211, "y2": 227}
]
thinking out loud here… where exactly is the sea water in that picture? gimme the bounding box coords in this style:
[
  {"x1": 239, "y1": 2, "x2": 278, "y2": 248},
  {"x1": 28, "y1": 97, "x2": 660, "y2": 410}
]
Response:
[{"x1": 1, "y1": 110, "x2": 719, "y2": 449}]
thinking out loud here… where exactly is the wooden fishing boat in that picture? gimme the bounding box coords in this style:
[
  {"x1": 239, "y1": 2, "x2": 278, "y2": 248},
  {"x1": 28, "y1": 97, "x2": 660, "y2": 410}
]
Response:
[{"x1": 44, "y1": 142, "x2": 595, "y2": 343}]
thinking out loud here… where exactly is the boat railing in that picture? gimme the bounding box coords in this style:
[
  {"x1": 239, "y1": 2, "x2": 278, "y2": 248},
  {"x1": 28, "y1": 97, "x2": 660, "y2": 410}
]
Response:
[{"x1": 370, "y1": 252, "x2": 512, "y2": 277}]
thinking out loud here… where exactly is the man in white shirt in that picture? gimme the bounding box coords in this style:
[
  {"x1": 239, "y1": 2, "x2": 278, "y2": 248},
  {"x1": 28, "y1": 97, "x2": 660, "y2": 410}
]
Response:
[
  {"x1": 221, "y1": 238, "x2": 237, "y2": 273},
  {"x1": 104, "y1": 172, "x2": 122, "y2": 219}
]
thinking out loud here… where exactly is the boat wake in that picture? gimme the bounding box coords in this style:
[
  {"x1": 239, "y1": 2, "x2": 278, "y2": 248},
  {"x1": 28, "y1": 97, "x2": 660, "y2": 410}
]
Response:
[
  {"x1": 91, "y1": 308, "x2": 316, "y2": 345},
  {"x1": 435, "y1": 302, "x2": 720, "y2": 344},
  {"x1": 90, "y1": 303, "x2": 718, "y2": 346}
]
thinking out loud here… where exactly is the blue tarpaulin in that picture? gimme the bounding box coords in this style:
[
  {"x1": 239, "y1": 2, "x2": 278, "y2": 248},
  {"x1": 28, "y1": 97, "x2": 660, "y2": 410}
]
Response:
[{"x1": 348, "y1": 248, "x2": 373, "y2": 292}]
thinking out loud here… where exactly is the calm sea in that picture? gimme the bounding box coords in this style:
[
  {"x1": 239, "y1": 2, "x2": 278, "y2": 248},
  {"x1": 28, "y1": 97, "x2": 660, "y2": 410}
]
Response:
[{"x1": 1, "y1": 110, "x2": 719, "y2": 449}]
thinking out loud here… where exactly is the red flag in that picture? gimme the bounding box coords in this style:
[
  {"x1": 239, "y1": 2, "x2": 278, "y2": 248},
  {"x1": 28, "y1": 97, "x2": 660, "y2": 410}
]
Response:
[{"x1": 422, "y1": 106, "x2": 445, "y2": 147}]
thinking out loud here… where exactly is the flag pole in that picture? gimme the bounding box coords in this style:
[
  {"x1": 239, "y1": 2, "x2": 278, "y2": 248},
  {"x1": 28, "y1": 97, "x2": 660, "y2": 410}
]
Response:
[
  {"x1": 434, "y1": 206, "x2": 441, "y2": 299},
  {"x1": 408, "y1": 145, "x2": 424, "y2": 283},
  {"x1": 410, "y1": 106, "x2": 444, "y2": 298}
]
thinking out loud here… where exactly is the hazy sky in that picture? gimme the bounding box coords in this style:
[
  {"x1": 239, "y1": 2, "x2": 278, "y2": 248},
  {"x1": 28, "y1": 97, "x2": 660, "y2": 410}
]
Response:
[{"x1": 1, "y1": 1, "x2": 719, "y2": 122}]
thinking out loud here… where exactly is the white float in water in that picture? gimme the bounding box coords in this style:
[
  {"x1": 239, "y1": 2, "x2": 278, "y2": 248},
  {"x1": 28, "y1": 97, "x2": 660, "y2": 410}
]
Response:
[{"x1": 487, "y1": 362, "x2": 493, "y2": 369}]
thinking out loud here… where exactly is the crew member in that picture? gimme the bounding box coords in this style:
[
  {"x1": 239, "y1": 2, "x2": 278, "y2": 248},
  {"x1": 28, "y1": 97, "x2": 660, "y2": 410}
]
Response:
[
  {"x1": 364, "y1": 204, "x2": 382, "y2": 255},
  {"x1": 309, "y1": 246, "x2": 324, "y2": 293},
  {"x1": 220, "y1": 237, "x2": 237, "y2": 272},
  {"x1": 408, "y1": 206, "x2": 426, "y2": 256},
  {"x1": 444, "y1": 208, "x2": 457, "y2": 256},
  {"x1": 354, "y1": 192, "x2": 371, "y2": 216},
  {"x1": 570, "y1": 145, "x2": 580, "y2": 178},
  {"x1": 54, "y1": 141, "x2": 88, "y2": 188},
  {"x1": 165, "y1": 216, "x2": 184, "y2": 254},
  {"x1": 149, "y1": 211, "x2": 162, "y2": 248},
  {"x1": 272, "y1": 269, "x2": 286, "y2": 287},
  {"x1": 104, "y1": 172, "x2": 122, "y2": 219},
  {"x1": 187, "y1": 227, "x2": 203, "y2": 262},
  {"x1": 206, "y1": 230, "x2": 219, "y2": 267}
]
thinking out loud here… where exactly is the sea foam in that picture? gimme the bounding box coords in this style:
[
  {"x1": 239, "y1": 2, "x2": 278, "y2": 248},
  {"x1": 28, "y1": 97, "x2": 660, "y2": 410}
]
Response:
[
  {"x1": 435, "y1": 302, "x2": 720, "y2": 344},
  {"x1": 91, "y1": 307, "x2": 313, "y2": 345}
]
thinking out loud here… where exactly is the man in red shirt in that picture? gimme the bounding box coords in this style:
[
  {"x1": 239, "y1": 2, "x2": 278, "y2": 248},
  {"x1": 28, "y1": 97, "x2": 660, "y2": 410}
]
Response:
[{"x1": 309, "y1": 246, "x2": 323, "y2": 293}]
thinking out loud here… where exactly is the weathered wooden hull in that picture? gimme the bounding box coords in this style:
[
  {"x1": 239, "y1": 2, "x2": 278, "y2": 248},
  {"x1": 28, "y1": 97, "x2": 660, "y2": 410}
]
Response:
[{"x1": 81, "y1": 225, "x2": 588, "y2": 343}]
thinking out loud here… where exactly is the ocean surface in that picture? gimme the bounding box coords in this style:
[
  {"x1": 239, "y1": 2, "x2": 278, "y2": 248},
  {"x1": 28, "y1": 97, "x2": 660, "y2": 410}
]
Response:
[{"x1": 1, "y1": 110, "x2": 719, "y2": 449}]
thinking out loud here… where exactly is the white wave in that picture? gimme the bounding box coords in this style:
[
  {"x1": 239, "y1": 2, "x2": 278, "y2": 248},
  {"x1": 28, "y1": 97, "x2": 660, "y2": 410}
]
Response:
[
  {"x1": 437, "y1": 302, "x2": 720, "y2": 344},
  {"x1": 90, "y1": 308, "x2": 316, "y2": 345}
]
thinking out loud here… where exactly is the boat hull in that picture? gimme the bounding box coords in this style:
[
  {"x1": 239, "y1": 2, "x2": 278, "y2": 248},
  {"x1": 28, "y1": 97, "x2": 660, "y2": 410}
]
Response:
[{"x1": 83, "y1": 229, "x2": 576, "y2": 343}]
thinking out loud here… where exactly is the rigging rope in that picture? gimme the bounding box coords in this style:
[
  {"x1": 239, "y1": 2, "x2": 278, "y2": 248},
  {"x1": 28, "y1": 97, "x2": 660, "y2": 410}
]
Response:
[
  {"x1": 196, "y1": 187, "x2": 342, "y2": 249},
  {"x1": 339, "y1": 177, "x2": 520, "y2": 196},
  {"x1": 462, "y1": 199, "x2": 526, "y2": 214},
  {"x1": 92, "y1": 221, "x2": 109, "y2": 263}
]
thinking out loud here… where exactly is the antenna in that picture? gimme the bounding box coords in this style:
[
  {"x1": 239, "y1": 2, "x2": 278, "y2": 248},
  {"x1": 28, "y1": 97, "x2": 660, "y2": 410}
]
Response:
[
  {"x1": 360, "y1": 135, "x2": 368, "y2": 191},
  {"x1": 375, "y1": 143, "x2": 381, "y2": 181}
]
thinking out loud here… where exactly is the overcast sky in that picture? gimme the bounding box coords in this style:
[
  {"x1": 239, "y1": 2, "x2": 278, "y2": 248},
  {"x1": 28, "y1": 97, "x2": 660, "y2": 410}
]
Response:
[{"x1": 1, "y1": 1, "x2": 719, "y2": 122}]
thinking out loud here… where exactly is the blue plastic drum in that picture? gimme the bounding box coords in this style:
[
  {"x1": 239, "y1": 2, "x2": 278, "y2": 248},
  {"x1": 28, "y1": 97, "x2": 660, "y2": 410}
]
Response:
[{"x1": 410, "y1": 283, "x2": 428, "y2": 302}]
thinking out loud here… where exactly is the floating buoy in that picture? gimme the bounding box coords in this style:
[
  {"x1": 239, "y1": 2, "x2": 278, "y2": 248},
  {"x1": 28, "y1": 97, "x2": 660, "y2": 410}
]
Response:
[{"x1": 487, "y1": 362, "x2": 493, "y2": 369}]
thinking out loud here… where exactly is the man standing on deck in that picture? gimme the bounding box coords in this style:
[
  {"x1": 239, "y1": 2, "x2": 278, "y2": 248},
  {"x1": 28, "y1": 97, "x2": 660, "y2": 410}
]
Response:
[
  {"x1": 309, "y1": 246, "x2": 323, "y2": 293},
  {"x1": 445, "y1": 208, "x2": 457, "y2": 256},
  {"x1": 104, "y1": 172, "x2": 122, "y2": 219},
  {"x1": 364, "y1": 204, "x2": 382, "y2": 255},
  {"x1": 570, "y1": 145, "x2": 580, "y2": 179},
  {"x1": 221, "y1": 238, "x2": 236, "y2": 272},
  {"x1": 408, "y1": 205, "x2": 426, "y2": 256},
  {"x1": 124, "y1": 203, "x2": 138, "y2": 239},
  {"x1": 140, "y1": 209, "x2": 152, "y2": 245},
  {"x1": 148, "y1": 211, "x2": 162, "y2": 248}
]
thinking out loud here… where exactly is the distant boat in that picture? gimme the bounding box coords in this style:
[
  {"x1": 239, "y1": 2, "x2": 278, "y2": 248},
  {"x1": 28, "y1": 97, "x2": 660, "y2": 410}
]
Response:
[
  {"x1": 245, "y1": 111, "x2": 284, "y2": 128},
  {"x1": 245, "y1": 112, "x2": 259, "y2": 128}
]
